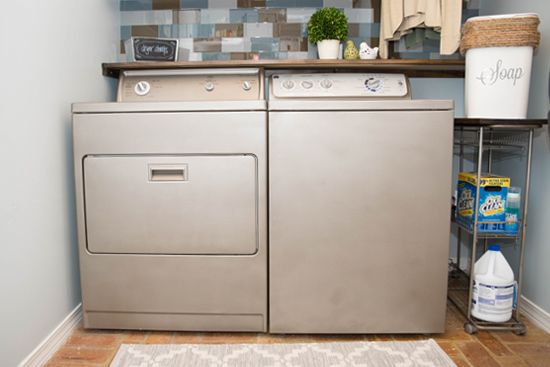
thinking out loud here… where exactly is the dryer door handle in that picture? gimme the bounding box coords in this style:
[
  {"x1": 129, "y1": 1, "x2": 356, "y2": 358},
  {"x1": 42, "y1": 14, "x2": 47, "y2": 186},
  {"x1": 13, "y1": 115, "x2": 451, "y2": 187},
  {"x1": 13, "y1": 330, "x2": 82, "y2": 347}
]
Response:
[{"x1": 148, "y1": 164, "x2": 188, "y2": 182}]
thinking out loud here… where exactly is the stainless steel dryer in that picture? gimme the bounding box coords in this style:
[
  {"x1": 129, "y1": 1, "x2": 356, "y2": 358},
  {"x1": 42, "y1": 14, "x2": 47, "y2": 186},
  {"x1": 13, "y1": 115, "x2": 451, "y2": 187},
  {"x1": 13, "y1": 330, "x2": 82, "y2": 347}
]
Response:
[
  {"x1": 268, "y1": 73, "x2": 454, "y2": 333},
  {"x1": 73, "y1": 69, "x2": 267, "y2": 331}
]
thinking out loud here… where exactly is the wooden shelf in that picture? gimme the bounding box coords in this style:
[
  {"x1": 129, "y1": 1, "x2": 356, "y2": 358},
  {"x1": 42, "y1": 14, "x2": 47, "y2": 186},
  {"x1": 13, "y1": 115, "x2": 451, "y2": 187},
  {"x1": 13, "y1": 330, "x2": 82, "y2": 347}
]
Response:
[
  {"x1": 455, "y1": 118, "x2": 547, "y2": 128},
  {"x1": 103, "y1": 59, "x2": 465, "y2": 79}
]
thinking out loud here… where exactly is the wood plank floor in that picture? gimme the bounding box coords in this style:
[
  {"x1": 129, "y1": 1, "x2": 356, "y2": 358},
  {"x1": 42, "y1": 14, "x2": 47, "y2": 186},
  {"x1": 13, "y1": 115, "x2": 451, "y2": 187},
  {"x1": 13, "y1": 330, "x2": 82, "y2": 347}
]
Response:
[{"x1": 46, "y1": 302, "x2": 550, "y2": 367}]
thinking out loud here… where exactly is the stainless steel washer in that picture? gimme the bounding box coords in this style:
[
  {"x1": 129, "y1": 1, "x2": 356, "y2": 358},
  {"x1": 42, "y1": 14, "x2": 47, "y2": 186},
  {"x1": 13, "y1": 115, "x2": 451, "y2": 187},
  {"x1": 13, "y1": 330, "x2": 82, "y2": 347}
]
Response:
[
  {"x1": 73, "y1": 69, "x2": 267, "y2": 331},
  {"x1": 268, "y1": 73, "x2": 454, "y2": 333}
]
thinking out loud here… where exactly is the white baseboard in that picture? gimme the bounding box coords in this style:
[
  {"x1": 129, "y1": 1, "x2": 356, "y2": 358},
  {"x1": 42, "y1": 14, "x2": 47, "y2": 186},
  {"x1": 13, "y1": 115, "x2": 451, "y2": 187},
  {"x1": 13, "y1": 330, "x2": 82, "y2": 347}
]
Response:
[
  {"x1": 18, "y1": 303, "x2": 82, "y2": 367},
  {"x1": 520, "y1": 296, "x2": 550, "y2": 334}
]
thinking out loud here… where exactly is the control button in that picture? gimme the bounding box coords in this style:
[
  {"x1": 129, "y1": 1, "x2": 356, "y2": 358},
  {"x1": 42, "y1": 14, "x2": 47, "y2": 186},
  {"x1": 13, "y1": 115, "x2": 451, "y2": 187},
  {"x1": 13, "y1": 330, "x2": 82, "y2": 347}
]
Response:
[
  {"x1": 134, "y1": 81, "x2": 151, "y2": 96},
  {"x1": 365, "y1": 78, "x2": 382, "y2": 92},
  {"x1": 242, "y1": 81, "x2": 251, "y2": 91},
  {"x1": 205, "y1": 81, "x2": 215, "y2": 92},
  {"x1": 301, "y1": 80, "x2": 313, "y2": 89},
  {"x1": 320, "y1": 79, "x2": 333, "y2": 89},
  {"x1": 282, "y1": 80, "x2": 295, "y2": 90}
]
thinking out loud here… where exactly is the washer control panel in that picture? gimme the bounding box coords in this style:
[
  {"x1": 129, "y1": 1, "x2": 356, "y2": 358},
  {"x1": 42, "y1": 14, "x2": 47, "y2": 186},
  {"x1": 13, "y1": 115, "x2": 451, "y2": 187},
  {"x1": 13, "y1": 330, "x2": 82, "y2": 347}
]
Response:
[{"x1": 271, "y1": 73, "x2": 409, "y2": 99}]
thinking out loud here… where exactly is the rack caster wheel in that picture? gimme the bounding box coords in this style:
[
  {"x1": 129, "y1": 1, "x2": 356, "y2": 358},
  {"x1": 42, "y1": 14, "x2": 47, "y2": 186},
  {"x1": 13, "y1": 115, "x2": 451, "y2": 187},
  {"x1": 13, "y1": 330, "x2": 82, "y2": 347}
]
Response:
[
  {"x1": 464, "y1": 322, "x2": 478, "y2": 334},
  {"x1": 514, "y1": 326, "x2": 527, "y2": 335}
]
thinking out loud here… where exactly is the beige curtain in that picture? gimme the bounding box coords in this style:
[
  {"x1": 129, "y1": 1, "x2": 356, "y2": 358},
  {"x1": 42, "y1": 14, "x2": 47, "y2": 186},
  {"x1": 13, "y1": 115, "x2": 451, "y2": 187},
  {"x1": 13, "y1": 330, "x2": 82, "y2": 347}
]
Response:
[{"x1": 379, "y1": 0, "x2": 462, "y2": 58}]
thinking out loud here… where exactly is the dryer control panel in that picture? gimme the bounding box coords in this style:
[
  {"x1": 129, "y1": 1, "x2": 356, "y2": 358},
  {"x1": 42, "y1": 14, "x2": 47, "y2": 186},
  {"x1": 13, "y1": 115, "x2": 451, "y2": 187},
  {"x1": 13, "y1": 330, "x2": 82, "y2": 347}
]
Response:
[
  {"x1": 271, "y1": 73, "x2": 410, "y2": 99},
  {"x1": 117, "y1": 68, "x2": 262, "y2": 102}
]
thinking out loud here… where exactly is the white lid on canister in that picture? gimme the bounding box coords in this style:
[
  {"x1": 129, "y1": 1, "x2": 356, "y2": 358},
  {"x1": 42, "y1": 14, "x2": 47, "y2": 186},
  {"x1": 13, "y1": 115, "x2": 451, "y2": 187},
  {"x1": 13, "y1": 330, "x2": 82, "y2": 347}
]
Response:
[{"x1": 465, "y1": 13, "x2": 539, "y2": 23}]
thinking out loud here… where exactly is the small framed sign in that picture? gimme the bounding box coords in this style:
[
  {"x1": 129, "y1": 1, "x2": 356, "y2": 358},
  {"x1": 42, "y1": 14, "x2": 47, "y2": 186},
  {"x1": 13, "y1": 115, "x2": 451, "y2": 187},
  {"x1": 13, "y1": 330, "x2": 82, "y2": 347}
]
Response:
[{"x1": 131, "y1": 37, "x2": 179, "y2": 62}]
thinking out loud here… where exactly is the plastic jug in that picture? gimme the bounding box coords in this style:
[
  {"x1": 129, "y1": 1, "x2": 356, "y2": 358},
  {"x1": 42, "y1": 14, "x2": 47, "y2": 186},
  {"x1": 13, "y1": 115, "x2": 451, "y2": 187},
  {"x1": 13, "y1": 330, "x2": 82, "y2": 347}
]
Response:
[{"x1": 472, "y1": 245, "x2": 515, "y2": 322}]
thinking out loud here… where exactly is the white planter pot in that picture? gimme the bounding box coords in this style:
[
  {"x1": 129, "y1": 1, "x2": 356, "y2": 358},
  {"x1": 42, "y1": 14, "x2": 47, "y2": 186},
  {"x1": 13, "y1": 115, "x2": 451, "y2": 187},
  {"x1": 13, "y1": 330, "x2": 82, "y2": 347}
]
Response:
[{"x1": 317, "y1": 40, "x2": 340, "y2": 59}]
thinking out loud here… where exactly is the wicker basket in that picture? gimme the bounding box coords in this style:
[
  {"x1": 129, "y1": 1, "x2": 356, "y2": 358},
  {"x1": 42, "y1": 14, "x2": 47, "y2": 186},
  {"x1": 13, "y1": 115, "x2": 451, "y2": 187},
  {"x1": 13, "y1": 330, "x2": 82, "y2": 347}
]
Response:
[{"x1": 460, "y1": 14, "x2": 540, "y2": 54}]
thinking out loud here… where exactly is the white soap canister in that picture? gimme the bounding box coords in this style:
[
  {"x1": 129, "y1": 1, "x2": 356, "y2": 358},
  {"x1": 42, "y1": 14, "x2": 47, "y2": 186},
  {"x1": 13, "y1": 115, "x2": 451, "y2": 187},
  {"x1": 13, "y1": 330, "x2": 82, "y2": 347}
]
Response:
[
  {"x1": 461, "y1": 14, "x2": 541, "y2": 119},
  {"x1": 472, "y1": 244, "x2": 515, "y2": 322}
]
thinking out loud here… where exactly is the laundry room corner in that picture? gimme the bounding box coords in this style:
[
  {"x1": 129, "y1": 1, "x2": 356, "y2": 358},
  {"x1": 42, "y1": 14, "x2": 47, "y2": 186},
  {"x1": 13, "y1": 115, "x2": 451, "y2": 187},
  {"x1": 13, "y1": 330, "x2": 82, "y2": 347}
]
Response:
[
  {"x1": 0, "y1": 2, "x2": 120, "y2": 366},
  {"x1": 410, "y1": 0, "x2": 550, "y2": 329},
  {"x1": 2, "y1": 0, "x2": 550, "y2": 366},
  {"x1": 478, "y1": 0, "x2": 550, "y2": 328}
]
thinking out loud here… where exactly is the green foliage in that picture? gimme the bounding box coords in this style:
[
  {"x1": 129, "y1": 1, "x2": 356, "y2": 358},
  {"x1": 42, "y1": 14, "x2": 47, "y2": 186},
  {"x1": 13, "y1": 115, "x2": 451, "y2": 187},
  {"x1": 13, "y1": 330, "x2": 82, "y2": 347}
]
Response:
[{"x1": 307, "y1": 7, "x2": 349, "y2": 44}]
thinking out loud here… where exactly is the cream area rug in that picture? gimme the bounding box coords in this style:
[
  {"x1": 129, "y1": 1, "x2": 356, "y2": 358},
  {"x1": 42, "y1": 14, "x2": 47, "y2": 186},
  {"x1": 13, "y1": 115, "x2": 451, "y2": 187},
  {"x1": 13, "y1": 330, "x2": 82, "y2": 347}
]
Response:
[{"x1": 110, "y1": 339, "x2": 456, "y2": 367}]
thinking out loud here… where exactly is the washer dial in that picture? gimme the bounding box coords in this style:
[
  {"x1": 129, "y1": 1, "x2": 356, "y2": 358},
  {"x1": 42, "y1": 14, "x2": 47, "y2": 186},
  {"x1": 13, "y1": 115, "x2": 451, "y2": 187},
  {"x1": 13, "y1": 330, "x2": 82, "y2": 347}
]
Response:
[
  {"x1": 301, "y1": 80, "x2": 313, "y2": 89},
  {"x1": 365, "y1": 77, "x2": 382, "y2": 92},
  {"x1": 320, "y1": 79, "x2": 333, "y2": 89},
  {"x1": 282, "y1": 80, "x2": 295, "y2": 90}
]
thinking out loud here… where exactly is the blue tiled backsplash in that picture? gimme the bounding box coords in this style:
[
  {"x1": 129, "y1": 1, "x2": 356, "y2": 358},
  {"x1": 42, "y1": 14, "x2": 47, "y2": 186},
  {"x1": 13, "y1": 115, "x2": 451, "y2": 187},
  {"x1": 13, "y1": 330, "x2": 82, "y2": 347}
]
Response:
[{"x1": 119, "y1": 0, "x2": 479, "y2": 61}]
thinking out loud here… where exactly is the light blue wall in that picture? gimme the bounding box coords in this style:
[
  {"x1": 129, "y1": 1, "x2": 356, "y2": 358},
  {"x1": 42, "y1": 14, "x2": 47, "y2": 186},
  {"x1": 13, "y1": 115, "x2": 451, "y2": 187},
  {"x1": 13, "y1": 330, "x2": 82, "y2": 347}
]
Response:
[
  {"x1": 479, "y1": 0, "x2": 550, "y2": 314},
  {"x1": 0, "y1": 2, "x2": 119, "y2": 366},
  {"x1": 410, "y1": 78, "x2": 465, "y2": 117}
]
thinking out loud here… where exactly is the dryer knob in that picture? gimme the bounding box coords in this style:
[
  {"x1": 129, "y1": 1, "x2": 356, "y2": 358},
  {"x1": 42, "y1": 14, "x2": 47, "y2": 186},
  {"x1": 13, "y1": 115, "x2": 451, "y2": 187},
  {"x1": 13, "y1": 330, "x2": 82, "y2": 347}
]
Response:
[
  {"x1": 134, "y1": 81, "x2": 151, "y2": 96},
  {"x1": 242, "y1": 81, "x2": 251, "y2": 91},
  {"x1": 205, "y1": 81, "x2": 215, "y2": 92}
]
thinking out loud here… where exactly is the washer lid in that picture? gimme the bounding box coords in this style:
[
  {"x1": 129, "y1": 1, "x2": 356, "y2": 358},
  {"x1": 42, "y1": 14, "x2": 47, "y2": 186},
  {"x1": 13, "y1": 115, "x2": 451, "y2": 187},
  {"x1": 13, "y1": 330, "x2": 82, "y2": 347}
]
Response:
[{"x1": 268, "y1": 99, "x2": 453, "y2": 111}]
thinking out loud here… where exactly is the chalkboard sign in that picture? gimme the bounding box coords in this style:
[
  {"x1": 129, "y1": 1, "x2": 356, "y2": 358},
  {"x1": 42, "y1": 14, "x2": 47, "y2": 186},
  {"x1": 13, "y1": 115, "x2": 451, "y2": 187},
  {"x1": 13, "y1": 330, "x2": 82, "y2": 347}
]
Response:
[{"x1": 132, "y1": 38, "x2": 179, "y2": 62}]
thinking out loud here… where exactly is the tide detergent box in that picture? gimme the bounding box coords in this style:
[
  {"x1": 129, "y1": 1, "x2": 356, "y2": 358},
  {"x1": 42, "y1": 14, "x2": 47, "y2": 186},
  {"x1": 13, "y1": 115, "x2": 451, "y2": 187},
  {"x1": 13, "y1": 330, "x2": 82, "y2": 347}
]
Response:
[{"x1": 456, "y1": 172, "x2": 510, "y2": 232}]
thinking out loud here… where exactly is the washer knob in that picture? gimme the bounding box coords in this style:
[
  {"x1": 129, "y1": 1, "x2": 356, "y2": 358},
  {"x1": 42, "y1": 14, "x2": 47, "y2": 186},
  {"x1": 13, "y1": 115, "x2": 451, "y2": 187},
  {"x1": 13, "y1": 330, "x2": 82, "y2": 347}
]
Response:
[
  {"x1": 242, "y1": 81, "x2": 251, "y2": 91},
  {"x1": 282, "y1": 80, "x2": 295, "y2": 90},
  {"x1": 205, "y1": 81, "x2": 215, "y2": 92},
  {"x1": 301, "y1": 80, "x2": 313, "y2": 89},
  {"x1": 134, "y1": 81, "x2": 151, "y2": 96},
  {"x1": 320, "y1": 79, "x2": 333, "y2": 89}
]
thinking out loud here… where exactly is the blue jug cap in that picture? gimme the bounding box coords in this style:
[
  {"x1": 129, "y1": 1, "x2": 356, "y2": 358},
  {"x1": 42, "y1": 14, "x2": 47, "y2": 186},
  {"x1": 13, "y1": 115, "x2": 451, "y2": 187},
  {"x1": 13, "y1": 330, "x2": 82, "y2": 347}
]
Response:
[{"x1": 489, "y1": 244, "x2": 501, "y2": 251}]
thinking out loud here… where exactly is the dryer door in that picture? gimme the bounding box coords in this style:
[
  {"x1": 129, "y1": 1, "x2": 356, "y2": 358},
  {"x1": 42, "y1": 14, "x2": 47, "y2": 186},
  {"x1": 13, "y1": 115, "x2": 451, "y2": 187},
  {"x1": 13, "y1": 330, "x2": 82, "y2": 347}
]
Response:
[{"x1": 83, "y1": 154, "x2": 258, "y2": 255}]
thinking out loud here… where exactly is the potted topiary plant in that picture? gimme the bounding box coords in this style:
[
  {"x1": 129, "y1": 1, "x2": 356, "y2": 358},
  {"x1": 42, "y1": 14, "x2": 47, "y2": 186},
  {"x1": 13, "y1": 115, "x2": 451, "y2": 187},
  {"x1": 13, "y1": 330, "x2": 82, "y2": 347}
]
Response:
[{"x1": 307, "y1": 7, "x2": 349, "y2": 59}]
